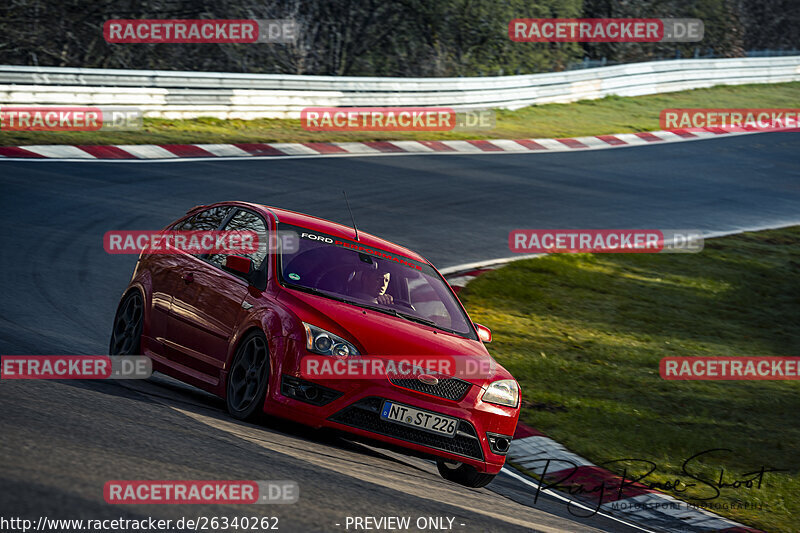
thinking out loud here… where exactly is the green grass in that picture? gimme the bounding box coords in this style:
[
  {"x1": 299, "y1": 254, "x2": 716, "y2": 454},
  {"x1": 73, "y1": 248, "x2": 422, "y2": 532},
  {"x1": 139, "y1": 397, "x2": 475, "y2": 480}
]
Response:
[
  {"x1": 459, "y1": 227, "x2": 800, "y2": 533},
  {"x1": 1, "y1": 82, "x2": 798, "y2": 146}
]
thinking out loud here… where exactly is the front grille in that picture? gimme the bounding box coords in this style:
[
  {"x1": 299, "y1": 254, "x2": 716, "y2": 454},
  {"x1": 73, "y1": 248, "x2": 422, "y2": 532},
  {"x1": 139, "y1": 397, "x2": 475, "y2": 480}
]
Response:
[
  {"x1": 389, "y1": 375, "x2": 472, "y2": 401},
  {"x1": 329, "y1": 397, "x2": 483, "y2": 460}
]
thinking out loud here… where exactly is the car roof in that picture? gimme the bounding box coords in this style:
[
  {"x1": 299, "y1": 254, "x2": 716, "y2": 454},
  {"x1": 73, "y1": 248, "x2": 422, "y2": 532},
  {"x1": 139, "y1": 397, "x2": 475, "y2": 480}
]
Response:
[{"x1": 208, "y1": 201, "x2": 430, "y2": 265}]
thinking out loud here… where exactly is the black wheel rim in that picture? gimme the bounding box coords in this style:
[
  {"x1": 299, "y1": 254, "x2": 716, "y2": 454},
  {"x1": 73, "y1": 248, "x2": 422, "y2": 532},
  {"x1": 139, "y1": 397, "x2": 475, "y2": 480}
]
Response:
[
  {"x1": 229, "y1": 335, "x2": 268, "y2": 412},
  {"x1": 110, "y1": 293, "x2": 143, "y2": 355}
]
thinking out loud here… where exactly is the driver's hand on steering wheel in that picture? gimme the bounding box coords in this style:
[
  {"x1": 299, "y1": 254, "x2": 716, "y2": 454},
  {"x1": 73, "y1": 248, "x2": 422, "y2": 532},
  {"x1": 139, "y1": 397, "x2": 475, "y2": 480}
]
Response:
[{"x1": 377, "y1": 293, "x2": 394, "y2": 305}]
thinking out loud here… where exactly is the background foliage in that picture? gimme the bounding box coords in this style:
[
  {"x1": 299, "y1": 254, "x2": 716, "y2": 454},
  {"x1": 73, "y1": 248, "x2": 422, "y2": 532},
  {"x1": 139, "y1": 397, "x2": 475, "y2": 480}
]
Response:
[{"x1": 0, "y1": 0, "x2": 797, "y2": 75}]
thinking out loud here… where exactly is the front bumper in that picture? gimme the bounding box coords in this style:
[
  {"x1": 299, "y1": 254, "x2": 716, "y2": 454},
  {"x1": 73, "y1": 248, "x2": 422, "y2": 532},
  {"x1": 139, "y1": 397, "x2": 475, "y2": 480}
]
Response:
[
  {"x1": 263, "y1": 341, "x2": 519, "y2": 474},
  {"x1": 329, "y1": 396, "x2": 486, "y2": 461}
]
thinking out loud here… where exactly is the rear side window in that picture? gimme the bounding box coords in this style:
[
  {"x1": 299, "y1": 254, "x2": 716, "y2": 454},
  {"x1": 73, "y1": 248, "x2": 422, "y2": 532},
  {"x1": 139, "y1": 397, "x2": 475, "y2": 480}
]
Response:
[
  {"x1": 207, "y1": 209, "x2": 269, "y2": 269},
  {"x1": 172, "y1": 206, "x2": 231, "y2": 231}
]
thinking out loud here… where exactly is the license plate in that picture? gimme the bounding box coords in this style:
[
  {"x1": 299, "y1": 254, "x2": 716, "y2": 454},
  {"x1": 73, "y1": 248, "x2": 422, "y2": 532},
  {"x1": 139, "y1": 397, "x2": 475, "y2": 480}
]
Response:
[{"x1": 380, "y1": 401, "x2": 457, "y2": 437}]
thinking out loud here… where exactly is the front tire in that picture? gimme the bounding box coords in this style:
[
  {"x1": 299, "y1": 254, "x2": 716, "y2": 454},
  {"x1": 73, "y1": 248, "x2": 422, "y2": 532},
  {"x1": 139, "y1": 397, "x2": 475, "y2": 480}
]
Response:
[
  {"x1": 436, "y1": 459, "x2": 496, "y2": 488},
  {"x1": 109, "y1": 291, "x2": 143, "y2": 355},
  {"x1": 226, "y1": 331, "x2": 270, "y2": 421}
]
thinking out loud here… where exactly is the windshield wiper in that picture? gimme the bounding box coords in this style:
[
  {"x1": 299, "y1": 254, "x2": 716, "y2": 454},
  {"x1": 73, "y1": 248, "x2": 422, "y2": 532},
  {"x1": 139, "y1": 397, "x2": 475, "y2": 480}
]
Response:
[
  {"x1": 351, "y1": 301, "x2": 402, "y2": 317},
  {"x1": 286, "y1": 284, "x2": 394, "y2": 316},
  {"x1": 359, "y1": 304, "x2": 441, "y2": 329},
  {"x1": 395, "y1": 311, "x2": 439, "y2": 328}
]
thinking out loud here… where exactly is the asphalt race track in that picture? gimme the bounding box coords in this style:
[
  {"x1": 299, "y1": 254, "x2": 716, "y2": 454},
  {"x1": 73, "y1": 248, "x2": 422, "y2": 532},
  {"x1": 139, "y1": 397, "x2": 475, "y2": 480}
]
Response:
[{"x1": 1, "y1": 132, "x2": 799, "y2": 532}]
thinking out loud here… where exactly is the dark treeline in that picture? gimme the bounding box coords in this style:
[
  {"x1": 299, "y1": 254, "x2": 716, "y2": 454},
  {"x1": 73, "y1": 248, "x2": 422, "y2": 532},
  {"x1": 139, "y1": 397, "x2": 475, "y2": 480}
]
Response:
[{"x1": 0, "y1": 0, "x2": 797, "y2": 76}]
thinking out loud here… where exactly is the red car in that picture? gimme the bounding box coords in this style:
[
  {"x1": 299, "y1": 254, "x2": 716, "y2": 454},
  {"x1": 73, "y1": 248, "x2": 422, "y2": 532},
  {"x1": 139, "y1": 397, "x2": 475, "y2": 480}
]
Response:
[{"x1": 110, "y1": 202, "x2": 521, "y2": 487}]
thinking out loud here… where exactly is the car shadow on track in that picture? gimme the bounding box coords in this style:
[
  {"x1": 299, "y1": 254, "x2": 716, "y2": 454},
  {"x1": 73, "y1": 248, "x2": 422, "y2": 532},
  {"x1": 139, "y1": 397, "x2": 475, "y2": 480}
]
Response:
[{"x1": 57, "y1": 371, "x2": 436, "y2": 476}]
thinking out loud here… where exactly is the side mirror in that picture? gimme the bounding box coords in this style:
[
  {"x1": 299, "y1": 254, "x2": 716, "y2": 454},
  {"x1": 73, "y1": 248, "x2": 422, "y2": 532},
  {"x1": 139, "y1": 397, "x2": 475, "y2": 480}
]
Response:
[
  {"x1": 225, "y1": 255, "x2": 253, "y2": 276},
  {"x1": 224, "y1": 255, "x2": 267, "y2": 291},
  {"x1": 475, "y1": 323, "x2": 492, "y2": 343}
]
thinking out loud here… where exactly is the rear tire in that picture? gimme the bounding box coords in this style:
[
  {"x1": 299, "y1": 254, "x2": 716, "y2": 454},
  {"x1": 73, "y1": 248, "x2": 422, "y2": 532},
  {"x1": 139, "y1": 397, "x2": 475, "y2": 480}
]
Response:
[
  {"x1": 226, "y1": 331, "x2": 270, "y2": 421},
  {"x1": 436, "y1": 459, "x2": 496, "y2": 488},
  {"x1": 109, "y1": 291, "x2": 143, "y2": 355}
]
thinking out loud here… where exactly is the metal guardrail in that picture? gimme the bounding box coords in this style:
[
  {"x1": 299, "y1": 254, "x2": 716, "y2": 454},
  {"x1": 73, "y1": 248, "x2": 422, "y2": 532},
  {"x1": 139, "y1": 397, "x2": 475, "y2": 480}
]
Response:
[{"x1": 1, "y1": 56, "x2": 798, "y2": 119}]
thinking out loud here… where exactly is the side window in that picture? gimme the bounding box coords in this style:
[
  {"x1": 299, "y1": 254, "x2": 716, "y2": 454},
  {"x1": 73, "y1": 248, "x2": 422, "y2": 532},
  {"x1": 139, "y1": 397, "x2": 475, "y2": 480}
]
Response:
[
  {"x1": 172, "y1": 206, "x2": 230, "y2": 232},
  {"x1": 208, "y1": 209, "x2": 268, "y2": 270}
]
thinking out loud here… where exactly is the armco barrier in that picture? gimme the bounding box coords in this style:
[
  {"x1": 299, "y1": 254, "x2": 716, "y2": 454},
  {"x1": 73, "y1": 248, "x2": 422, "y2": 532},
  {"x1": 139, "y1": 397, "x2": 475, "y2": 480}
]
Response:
[{"x1": 1, "y1": 56, "x2": 798, "y2": 119}]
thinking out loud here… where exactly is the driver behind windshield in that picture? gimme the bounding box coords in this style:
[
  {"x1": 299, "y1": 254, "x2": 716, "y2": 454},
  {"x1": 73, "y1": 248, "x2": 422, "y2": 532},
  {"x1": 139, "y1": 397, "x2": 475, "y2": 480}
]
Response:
[{"x1": 350, "y1": 262, "x2": 394, "y2": 305}]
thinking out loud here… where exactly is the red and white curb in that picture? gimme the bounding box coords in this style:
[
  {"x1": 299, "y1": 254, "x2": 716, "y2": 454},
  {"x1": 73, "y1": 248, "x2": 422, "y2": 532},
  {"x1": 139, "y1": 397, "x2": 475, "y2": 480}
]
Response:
[
  {"x1": 507, "y1": 423, "x2": 762, "y2": 533},
  {"x1": 442, "y1": 267, "x2": 763, "y2": 533},
  {"x1": 506, "y1": 423, "x2": 761, "y2": 533},
  {"x1": 0, "y1": 128, "x2": 780, "y2": 161},
  {"x1": 442, "y1": 268, "x2": 497, "y2": 294}
]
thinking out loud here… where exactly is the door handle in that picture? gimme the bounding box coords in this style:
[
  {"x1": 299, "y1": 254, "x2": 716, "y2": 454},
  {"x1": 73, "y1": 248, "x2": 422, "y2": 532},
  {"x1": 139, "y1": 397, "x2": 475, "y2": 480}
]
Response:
[{"x1": 182, "y1": 273, "x2": 194, "y2": 284}]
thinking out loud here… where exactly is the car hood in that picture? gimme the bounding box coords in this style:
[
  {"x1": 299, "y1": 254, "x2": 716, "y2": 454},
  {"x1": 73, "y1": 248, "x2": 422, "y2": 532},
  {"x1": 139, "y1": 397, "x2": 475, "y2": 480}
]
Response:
[{"x1": 278, "y1": 288, "x2": 514, "y2": 387}]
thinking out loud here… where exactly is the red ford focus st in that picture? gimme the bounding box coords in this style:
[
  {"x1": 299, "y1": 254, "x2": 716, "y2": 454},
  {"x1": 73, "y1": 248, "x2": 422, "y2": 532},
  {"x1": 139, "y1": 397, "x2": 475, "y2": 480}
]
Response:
[{"x1": 110, "y1": 201, "x2": 521, "y2": 487}]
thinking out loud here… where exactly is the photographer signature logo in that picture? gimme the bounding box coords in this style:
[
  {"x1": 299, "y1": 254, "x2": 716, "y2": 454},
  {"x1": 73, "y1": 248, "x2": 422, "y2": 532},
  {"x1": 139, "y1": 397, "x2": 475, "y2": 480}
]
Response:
[{"x1": 528, "y1": 448, "x2": 783, "y2": 517}]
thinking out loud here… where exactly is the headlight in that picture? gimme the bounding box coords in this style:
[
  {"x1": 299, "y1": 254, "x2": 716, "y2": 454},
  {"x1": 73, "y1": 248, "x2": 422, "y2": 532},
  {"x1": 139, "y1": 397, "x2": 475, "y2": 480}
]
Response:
[
  {"x1": 482, "y1": 379, "x2": 519, "y2": 407},
  {"x1": 303, "y1": 322, "x2": 360, "y2": 356}
]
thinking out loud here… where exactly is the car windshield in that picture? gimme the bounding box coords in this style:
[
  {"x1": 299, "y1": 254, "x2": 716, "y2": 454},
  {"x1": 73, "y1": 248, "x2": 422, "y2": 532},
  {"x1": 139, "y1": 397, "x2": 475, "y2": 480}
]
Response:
[{"x1": 278, "y1": 224, "x2": 475, "y2": 338}]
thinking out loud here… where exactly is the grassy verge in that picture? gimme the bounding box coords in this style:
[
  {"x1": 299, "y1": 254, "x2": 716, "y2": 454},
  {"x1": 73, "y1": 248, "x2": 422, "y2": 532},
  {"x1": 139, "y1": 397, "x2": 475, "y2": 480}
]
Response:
[
  {"x1": 459, "y1": 227, "x2": 800, "y2": 533},
  {"x1": 1, "y1": 82, "x2": 798, "y2": 146}
]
